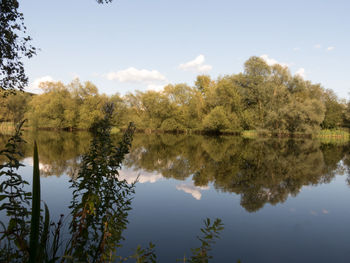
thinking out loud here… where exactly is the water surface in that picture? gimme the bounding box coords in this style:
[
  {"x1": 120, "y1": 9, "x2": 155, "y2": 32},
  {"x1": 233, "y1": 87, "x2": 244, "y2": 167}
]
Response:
[{"x1": 1, "y1": 131, "x2": 349, "y2": 262}]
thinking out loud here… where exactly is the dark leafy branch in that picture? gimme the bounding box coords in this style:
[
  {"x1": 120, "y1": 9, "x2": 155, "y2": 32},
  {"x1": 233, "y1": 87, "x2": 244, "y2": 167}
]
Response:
[
  {"x1": 66, "y1": 103, "x2": 137, "y2": 262},
  {"x1": 0, "y1": 0, "x2": 113, "y2": 93},
  {"x1": 0, "y1": 0, "x2": 36, "y2": 93},
  {"x1": 0, "y1": 120, "x2": 31, "y2": 262}
]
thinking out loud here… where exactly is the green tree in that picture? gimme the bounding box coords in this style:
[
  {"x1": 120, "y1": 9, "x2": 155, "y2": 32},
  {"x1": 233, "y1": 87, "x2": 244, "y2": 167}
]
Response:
[
  {"x1": 26, "y1": 81, "x2": 70, "y2": 129},
  {"x1": 0, "y1": 0, "x2": 36, "y2": 92},
  {"x1": 137, "y1": 91, "x2": 174, "y2": 129},
  {"x1": 202, "y1": 106, "x2": 230, "y2": 132},
  {"x1": 241, "y1": 57, "x2": 272, "y2": 127},
  {"x1": 344, "y1": 100, "x2": 350, "y2": 128},
  {"x1": 321, "y1": 89, "x2": 345, "y2": 129},
  {"x1": 195, "y1": 75, "x2": 212, "y2": 94},
  {"x1": 0, "y1": 0, "x2": 112, "y2": 92},
  {"x1": 0, "y1": 91, "x2": 31, "y2": 123},
  {"x1": 25, "y1": 80, "x2": 106, "y2": 130},
  {"x1": 109, "y1": 93, "x2": 128, "y2": 128}
]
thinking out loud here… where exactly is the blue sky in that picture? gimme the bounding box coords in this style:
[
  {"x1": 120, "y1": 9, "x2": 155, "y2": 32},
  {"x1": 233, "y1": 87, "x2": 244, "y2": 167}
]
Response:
[{"x1": 21, "y1": 0, "x2": 349, "y2": 98}]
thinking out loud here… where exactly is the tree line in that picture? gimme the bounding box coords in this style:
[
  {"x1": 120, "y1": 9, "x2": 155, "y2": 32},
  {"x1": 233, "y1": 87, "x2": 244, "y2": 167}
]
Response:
[{"x1": 1, "y1": 56, "x2": 350, "y2": 134}]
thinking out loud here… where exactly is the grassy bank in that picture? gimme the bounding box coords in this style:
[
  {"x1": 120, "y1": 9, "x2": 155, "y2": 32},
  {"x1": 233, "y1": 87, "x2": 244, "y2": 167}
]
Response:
[
  {"x1": 315, "y1": 129, "x2": 350, "y2": 143},
  {"x1": 242, "y1": 128, "x2": 350, "y2": 141},
  {"x1": 2, "y1": 123, "x2": 349, "y2": 142},
  {"x1": 316, "y1": 129, "x2": 350, "y2": 138}
]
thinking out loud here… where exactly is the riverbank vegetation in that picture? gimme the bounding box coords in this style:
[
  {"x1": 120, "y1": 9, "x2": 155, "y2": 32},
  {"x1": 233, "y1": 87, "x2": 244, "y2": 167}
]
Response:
[
  {"x1": 0, "y1": 110, "x2": 225, "y2": 262},
  {"x1": 1, "y1": 57, "x2": 349, "y2": 137}
]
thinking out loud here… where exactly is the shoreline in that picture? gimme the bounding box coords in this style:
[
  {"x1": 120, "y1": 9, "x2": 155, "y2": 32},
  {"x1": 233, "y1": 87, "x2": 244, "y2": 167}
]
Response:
[{"x1": 1, "y1": 123, "x2": 349, "y2": 140}]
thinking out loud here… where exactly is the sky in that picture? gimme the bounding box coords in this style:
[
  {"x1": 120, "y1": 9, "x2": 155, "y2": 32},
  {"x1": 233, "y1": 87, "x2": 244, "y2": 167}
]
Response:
[{"x1": 20, "y1": 0, "x2": 350, "y2": 99}]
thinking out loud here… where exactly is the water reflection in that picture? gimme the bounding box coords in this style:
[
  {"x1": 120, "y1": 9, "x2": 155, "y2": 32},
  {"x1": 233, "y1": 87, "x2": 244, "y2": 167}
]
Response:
[
  {"x1": 0, "y1": 132, "x2": 349, "y2": 213},
  {"x1": 124, "y1": 135, "x2": 349, "y2": 212},
  {"x1": 176, "y1": 183, "x2": 209, "y2": 200}
]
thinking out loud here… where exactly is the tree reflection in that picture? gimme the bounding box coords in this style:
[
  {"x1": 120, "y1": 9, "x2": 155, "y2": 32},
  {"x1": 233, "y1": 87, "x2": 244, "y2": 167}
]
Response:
[
  {"x1": 0, "y1": 106, "x2": 159, "y2": 262},
  {"x1": 1, "y1": 131, "x2": 348, "y2": 213},
  {"x1": 0, "y1": 131, "x2": 91, "y2": 178},
  {"x1": 127, "y1": 135, "x2": 349, "y2": 212}
]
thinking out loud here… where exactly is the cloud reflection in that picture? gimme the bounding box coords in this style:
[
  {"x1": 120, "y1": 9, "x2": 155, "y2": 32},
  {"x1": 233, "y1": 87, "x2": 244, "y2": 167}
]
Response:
[
  {"x1": 176, "y1": 183, "x2": 209, "y2": 200},
  {"x1": 23, "y1": 157, "x2": 52, "y2": 173},
  {"x1": 118, "y1": 168, "x2": 163, "y2": 184}
]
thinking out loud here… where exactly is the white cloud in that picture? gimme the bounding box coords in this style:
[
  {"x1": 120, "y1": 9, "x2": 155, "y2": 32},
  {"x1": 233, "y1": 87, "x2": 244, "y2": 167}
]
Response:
[
  {"x1": 179, "y1": 55, "x2": 212, "y2": 73},
  {"x1": 105, "y1": 67, "x2": 167, "y2": 84},
  {"x1": 176, "y1": 183, "x2": 209, "y2": 200},
  {"x1": 295, "y1": 68, "x2": 305, "y2": 78},
  {"x1": 25, "y1": 76, "x2": 54, "y2": 94},
  {"x1": 314, "y1": 44, "x2": 321, "y2": 49},
  {"x1": 293, "y1": 47, "x2": 300, "y2": 51},
  {"x1": 147, "y1": 84, "x2": 166, "y2": 91},
  {"x1": 260, "y1": 54, "x2": 289, "y2": 67},
  {"x1": 104, "y1": 67, "x2": 168, "y2": 91},
  {"x1": 327, "y1": 46, "x2": 335, "y2": 51}
]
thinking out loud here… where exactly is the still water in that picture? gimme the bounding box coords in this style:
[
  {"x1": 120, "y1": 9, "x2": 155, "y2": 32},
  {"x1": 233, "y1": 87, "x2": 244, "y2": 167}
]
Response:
[{"x1": 1, "y1": 131, "x2": 350, "y2": 262}]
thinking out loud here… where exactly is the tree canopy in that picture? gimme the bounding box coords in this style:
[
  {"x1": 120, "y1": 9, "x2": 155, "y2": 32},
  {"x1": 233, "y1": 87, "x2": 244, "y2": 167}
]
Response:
[
  {"x1": 1, "y1": 57, "x2": 349, "y2": 134},
  {"x1": 0, "y1": 0, "x2": 36, "y2": 92}
]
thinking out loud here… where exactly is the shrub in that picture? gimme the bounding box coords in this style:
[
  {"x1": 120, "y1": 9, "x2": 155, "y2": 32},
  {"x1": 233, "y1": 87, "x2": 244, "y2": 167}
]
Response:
[{"x1": 161, "y1": 118, "x2": 183, "y2": 131}]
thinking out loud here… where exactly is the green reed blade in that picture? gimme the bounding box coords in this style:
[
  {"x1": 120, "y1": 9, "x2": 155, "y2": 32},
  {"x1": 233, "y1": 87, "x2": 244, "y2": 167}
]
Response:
[{"x1": 29, "y1": 141, "x2": 41, "y2": 263}]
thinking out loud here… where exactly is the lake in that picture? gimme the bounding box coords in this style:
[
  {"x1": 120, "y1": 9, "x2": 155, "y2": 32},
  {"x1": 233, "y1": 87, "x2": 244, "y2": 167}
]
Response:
[{"x1": 1, "y1": 131, "x2": 350, "y2": 262}]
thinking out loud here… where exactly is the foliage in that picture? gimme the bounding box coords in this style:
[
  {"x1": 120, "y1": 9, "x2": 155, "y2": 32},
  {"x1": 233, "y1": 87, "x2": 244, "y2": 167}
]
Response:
[
  {"x1": 321, "y1": 89, "x2": 346, "y2": 129},
  {"x1": 96, "y1": 0, "x2": 114, "y2": 3},
  {"x1": 345, "y1": 102, "x2": 350, "y2": 128},
  {"x1": 187, "y1": 218, "x2": 224, "y2": 263},
  {"x1": 129, "y1": 242, "x2": 157, "y2": 263},
  {"x1": 25, "y1": 79, "x2": 107, "y2": 130},
  {"x1": 316, "y1": 129, "x2": 350, "y2": 144},
  {"x1": 0, "y1": 122, "x2": 15, "y2": 135},
  {"x1": 66, "y1": 103, "x2": 136, "y2": 262},
  {"x1": 0, "y1": 57, "x2": 345, "y2": 135},
  {"x1": 202, "y1": 106, "x2": 230, "y2": 132},
  {"x1": 0, "y1": 0, "x2": 36, "y2": 93},
  {"x1": 0, "y1": 120, "x2": 31, "y2": 262},
  {"x1": 125, "y1": 134, "x2": 348, "y2": 212},
  {"x1": 2, "y1": 122, "x2": 348, "y2": 261},
  {"x1": 0, "y1": 0, "x2": 114, "y2": 93},
  {"x1": 161, "y1": 118, "x2": 183, "y2": 132},
  {"x1": 1, "y1": 57, "x2": 348, "y2": 135},
  {"x1": 0, "y1": 107, "x2": 157, "y2": 262},
  {"x1": 0, "y1": 117, "x2": 231, "y2": 262},
  {"x1": 0, "y1": 91, "x2": 31, "y2": 124}
]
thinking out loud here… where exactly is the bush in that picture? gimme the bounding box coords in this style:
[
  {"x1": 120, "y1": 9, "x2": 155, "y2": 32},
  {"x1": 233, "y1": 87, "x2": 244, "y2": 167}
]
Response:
[
  {"x1": 202, "y1": 106, "x2": 230, "y2": 132},
  {"x1": 160, "y1": 118, "x2": 183, "y2": 131}
]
